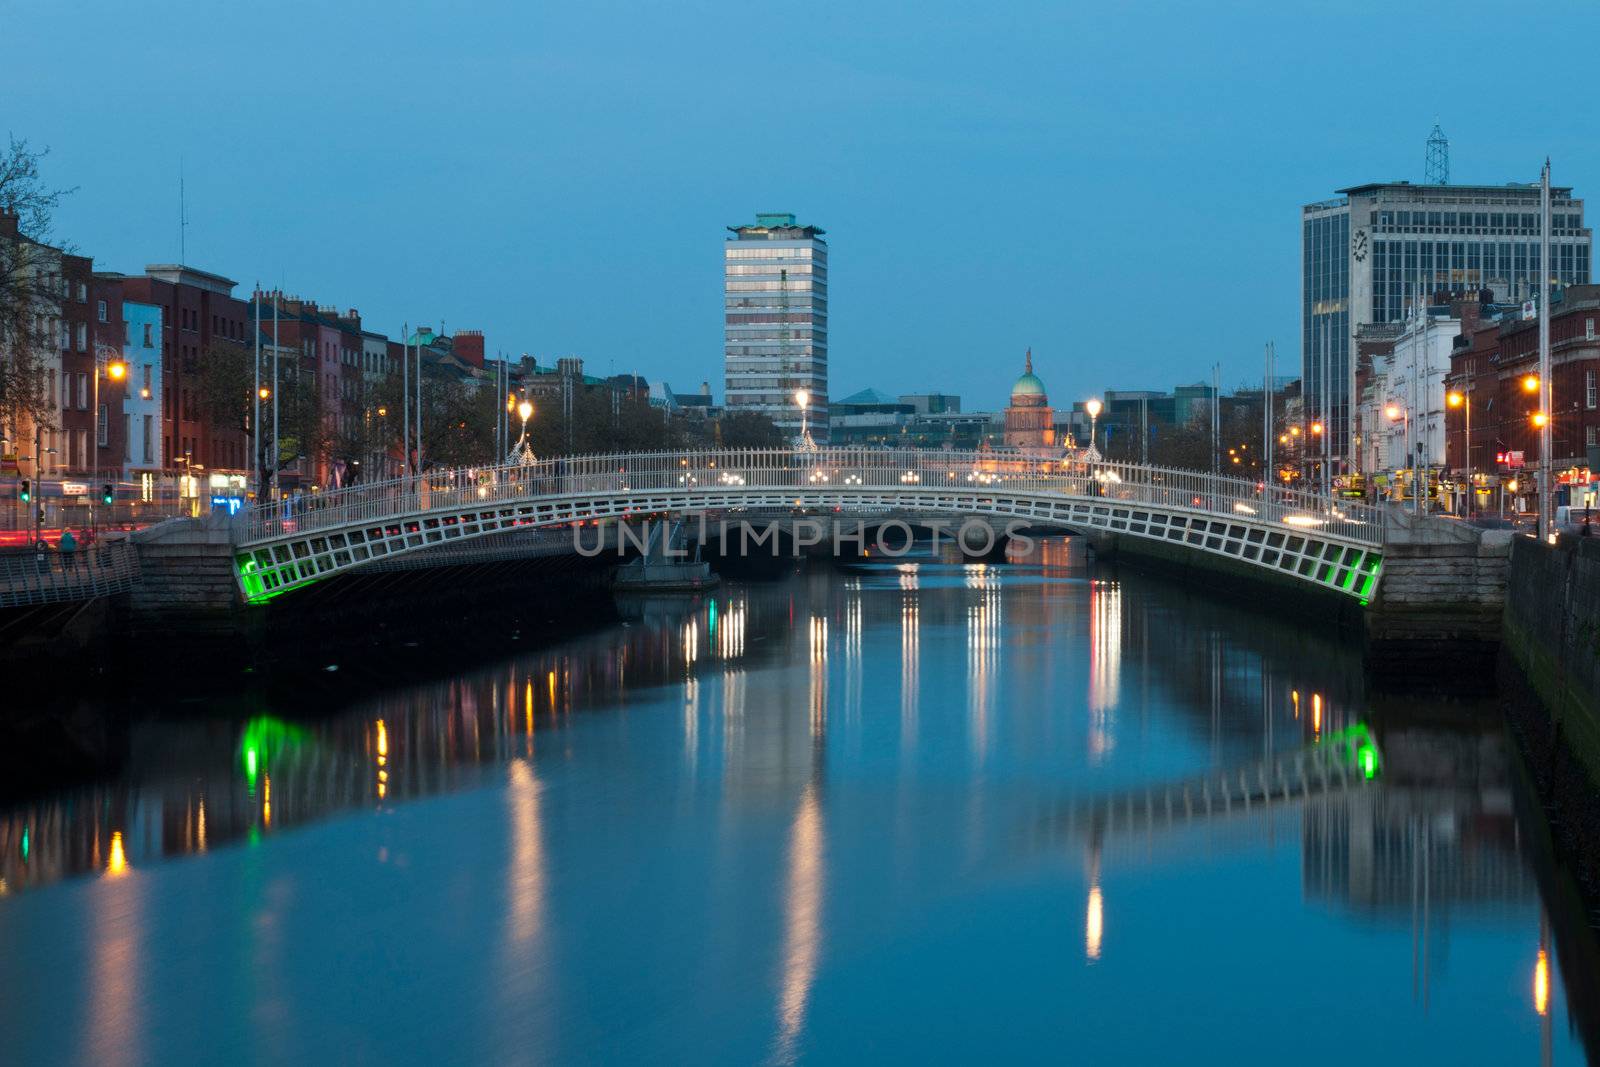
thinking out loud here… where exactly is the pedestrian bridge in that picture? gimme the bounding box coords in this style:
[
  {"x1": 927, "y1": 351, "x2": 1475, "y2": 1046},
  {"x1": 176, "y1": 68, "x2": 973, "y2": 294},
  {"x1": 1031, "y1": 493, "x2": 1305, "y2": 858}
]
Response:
[{"x1": 231, "y1": 448, "x2": 1386, "y2": 605}]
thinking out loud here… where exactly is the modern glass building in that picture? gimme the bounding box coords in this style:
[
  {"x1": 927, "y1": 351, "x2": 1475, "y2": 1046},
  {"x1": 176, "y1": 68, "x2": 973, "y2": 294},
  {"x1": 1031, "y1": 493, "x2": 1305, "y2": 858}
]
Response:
[
  {"x1": 1302, "y1": 181, "x2": 1592, "y2": 466},
  {"x1": 723, "y1": 213, "x2": 828, "y2": 441}
]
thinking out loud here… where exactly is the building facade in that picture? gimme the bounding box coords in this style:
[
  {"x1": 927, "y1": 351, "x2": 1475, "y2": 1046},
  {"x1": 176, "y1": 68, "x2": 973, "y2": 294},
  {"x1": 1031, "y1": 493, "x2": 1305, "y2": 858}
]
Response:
[
  {"x1": 723, "y1": 213, "x2": 828, "y2": 442},
  {"x1": 1003, "y1": 351, "x2": 1056, "y2": 449},
  {"x1": 116, "y1": 265, "x2": 252, "y2": 481},
  {"x1": 1303, "y1": 180, "x2": 1592, "y2": 468},
  {"x1": 119, "y1": 300, "x2": 163, "y2": 479},
  {"x1": 1445, "y1": 284, "x2": 1600, "y2": 509}
]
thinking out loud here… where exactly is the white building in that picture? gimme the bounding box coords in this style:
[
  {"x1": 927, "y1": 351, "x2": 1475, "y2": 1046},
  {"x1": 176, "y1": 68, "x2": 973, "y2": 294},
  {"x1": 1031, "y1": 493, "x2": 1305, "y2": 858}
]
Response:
[
  {"x1": 1362, "y1": 307, "x2": 1460, "y2": 481},
  {"x1": 1303, "y1": 179, "x2": 1591, "y2": 468},
  {"x1": 723, "y1": 213, "x2": 828, "y2": 442},
  {"x1": 121, "y1": 300, "x2": 163, "y2": 478}
]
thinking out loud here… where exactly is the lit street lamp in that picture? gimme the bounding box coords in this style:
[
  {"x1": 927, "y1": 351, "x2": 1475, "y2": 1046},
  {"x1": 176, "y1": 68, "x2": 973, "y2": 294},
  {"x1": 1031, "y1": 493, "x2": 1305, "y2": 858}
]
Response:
[
  {"x1": 1084, "y1": 398, "x2": 1102, "y2": 457},
  {"x1": 794, "y1": 388, "x2": 815, "y2": 451}
]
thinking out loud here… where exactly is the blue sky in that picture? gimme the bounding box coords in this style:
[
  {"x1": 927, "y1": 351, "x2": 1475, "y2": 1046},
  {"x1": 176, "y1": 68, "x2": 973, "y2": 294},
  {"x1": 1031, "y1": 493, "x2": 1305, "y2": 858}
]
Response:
[{"x1": 7, "y1": 0, "x2": 1598, "y2": 411}]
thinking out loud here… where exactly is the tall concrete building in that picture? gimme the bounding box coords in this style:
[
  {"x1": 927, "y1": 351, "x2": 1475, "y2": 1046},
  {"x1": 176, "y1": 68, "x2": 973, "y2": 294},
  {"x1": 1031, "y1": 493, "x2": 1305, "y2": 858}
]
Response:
[
  {"x1": 723, "y1": 213, "x2": 828, "y2": 441},
  {"x1": 1302, "y1": 180, "x2": 1592, "y2": 466}
]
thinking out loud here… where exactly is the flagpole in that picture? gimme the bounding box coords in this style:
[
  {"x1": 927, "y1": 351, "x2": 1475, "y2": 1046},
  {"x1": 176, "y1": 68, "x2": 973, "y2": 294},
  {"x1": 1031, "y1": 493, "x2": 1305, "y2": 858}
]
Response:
[
  {"x1": 415, "y1": 333, "x2": 423, "y2": 473},
  {"x1": 402, "y1": 324, "x2": 410, "y2": 477},
  {"x1": 252, "y1": 283, "x2": 261, "y2": 497},
  {"x1": 1539, "y1": 158, "x2": 1553, "y2": 540},
  {"x1": 271, "y1": 293, "x2": 280, "y2": 501}
]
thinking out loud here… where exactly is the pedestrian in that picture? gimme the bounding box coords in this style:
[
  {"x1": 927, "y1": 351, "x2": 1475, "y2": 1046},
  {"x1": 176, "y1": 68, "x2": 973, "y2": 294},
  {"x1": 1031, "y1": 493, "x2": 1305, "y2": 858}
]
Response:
[{"x1": 59, "y1": 528, "x2": 78, "y2": 571}]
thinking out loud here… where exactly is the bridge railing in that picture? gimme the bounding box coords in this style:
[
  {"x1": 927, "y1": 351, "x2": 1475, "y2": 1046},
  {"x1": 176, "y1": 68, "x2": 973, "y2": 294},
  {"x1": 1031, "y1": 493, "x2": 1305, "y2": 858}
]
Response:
[
  {"x1": 237, "y1": 449, "x2": 1385, "y2": 547},
  {"x1": 0, "y1": 538, "x2": 141, "y2": 609}
]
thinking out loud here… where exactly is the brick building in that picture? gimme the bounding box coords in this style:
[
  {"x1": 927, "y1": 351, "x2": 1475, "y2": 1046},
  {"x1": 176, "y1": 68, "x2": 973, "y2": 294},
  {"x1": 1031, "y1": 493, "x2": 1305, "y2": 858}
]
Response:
[
  {"x1": 114, "y1": 265, "x2": 252, "y2": 481},
  {"x1": 1445, "y1": 284, "x2": 1600, "y2": 505}
]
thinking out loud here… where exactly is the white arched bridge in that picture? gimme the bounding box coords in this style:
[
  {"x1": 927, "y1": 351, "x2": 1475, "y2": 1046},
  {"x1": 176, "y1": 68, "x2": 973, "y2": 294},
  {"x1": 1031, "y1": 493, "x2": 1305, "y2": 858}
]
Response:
[{"x1": 230, "y1": 448, "x2": 1387, "y2": 605}]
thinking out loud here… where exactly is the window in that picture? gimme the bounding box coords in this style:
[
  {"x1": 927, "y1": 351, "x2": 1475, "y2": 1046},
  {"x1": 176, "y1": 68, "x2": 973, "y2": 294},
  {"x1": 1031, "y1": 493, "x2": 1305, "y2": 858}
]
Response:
[
  {"x1": 143, "y1": 364, "x2": 153, "y2": 397},
  {"x1": 1588, "y1": 318, "x2": 1596, "y2": 341},
  {"x1": 98, "y1": 404, "x2": 108, "y2": 447},
  {"x1": 1588, "y1": 370, "x2": 1597, "y2": 410},
  {"x1": 97, "y1": 300, "x2": 108, "y2": 323},
  {"x1": 142, "y1": 415, "x2": 153, "y2": 462},
  {"x1": 75, "y1": 429, "x2": 87, "y2": 469},
  {"x1": 59, "y1": 319, "x2": 69, "y2": 349},
  {"x1": 143, "y1": 323, "x2": 153, "y2": 347},
  {"x1": 76, "y1": 323, "x2": 87, "y2": 351},
  {"x1": 1589, "y1": 425, "x2": 1599, "y2": 447},
  {"x1": 77, "y1": 282, "x2": 87, "y2": 303},
  {"x1": 125, "y1": 415, "x2": 132, "y2": 461},
  {"x1": 77, "y1": 372, "x2": 88, "y2": 409}
]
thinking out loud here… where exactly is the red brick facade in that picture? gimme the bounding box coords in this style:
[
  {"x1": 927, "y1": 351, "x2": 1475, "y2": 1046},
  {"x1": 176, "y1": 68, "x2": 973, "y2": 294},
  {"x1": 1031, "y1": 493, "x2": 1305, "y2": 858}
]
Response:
[{"x1": 1445, "y1": 285, "x2": 1600, "y2": 478}]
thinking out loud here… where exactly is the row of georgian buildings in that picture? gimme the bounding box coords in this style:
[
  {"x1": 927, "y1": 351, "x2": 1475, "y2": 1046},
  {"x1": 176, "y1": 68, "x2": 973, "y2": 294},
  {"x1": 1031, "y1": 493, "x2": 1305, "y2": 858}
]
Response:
[
  {"x1": 1353, "y1": 284, "x2": 1600, "y2": 510},
  {"x1": 1, "y1": 207, "x2": 635, "y2": 501}
]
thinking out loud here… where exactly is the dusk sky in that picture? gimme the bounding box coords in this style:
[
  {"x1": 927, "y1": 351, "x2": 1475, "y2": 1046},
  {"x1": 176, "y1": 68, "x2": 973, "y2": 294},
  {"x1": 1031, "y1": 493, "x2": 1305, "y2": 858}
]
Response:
[{"x1": 8, "y1": 0, "x2": 1599, "y2": 410}]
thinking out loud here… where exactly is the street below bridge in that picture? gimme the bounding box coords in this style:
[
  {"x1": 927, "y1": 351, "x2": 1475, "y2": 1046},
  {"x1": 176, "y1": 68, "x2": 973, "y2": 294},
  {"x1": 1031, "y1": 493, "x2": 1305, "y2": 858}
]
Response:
[{"x1": 0, "y1": 542, "x2": 1589, "y2": 1065}]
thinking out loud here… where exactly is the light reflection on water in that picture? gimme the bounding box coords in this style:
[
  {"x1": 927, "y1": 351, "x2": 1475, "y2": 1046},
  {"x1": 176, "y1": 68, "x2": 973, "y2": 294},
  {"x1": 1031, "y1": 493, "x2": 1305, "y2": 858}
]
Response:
[{"x1": 0, "y1": 538, "x2": 1592, "y2": 1065}]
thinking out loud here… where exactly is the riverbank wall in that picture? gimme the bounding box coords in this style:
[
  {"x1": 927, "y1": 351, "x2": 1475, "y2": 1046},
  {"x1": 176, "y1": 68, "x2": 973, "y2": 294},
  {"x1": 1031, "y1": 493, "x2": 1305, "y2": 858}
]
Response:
[{"x1": 1501, "y1": 535, "x2": 1600, "y2": 901}]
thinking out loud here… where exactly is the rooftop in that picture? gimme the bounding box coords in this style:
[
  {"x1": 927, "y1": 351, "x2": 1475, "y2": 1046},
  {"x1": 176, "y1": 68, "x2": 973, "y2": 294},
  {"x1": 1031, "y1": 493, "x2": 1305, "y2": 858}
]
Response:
[{"x1": 727, "y1": 211, "x2": 825, "y2": 239}]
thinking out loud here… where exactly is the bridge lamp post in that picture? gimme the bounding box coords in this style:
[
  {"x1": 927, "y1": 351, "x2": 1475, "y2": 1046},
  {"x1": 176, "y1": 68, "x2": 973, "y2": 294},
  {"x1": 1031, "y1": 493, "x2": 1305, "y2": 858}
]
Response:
[
  {"x1": 1084, "y1": 398, "x2": 1102, "y2": 456},
  {"x1": 1447, "y1": 389, "x2": 1472, "y2": 514},
  {"x1": 794, "y1": 389, "x2": 816, "y2": 451},
  {"x1": 513, "y1": 399, "x2": 535, "y2": 464}
]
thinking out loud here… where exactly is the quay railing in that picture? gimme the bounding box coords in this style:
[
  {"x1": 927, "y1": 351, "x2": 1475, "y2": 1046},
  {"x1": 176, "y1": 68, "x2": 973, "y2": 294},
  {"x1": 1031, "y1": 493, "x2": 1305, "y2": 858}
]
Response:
[
  {"x1": 236, "y1": 449, "x2": 1386, "y2": 548},
  {"x1": 0, "y1": 538, "x2": 141, "y2": 609}
]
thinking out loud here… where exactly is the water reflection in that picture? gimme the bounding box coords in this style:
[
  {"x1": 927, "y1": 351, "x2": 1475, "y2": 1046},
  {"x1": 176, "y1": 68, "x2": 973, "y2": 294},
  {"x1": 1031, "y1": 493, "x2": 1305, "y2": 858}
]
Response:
[
  {"x1": 0, "y1": 541, "x2": 1592, "y2": 1065},
  {"x1": 772, "y1": 781, "x2": 823, "y2": 1066}
]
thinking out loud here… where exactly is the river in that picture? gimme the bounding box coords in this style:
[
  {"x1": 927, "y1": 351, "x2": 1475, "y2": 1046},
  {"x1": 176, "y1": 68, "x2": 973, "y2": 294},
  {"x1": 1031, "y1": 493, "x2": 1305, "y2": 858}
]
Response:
[{"x1": 0, "y1": 539, "x2": 1590, "y2": 1065}]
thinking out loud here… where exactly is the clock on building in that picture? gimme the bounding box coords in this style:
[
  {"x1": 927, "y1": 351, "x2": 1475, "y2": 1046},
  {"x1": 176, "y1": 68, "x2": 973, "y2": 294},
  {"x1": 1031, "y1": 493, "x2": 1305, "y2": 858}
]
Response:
[{"x1": 1351, "y1": 229, "x2": 1369, "y2": 262}]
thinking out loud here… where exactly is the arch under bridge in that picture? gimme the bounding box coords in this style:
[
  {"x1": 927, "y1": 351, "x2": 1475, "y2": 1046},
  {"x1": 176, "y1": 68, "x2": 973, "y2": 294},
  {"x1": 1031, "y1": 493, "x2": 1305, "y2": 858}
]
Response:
[{"x1": 230, "y1": 448, "x2": 1386, "y2": 605}]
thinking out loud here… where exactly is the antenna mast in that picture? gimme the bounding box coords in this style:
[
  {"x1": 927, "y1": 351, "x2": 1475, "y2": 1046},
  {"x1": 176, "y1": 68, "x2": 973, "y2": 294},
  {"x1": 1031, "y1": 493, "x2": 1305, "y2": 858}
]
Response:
[{"x1": 1425, "y1": 123, "x2": 1450, "y2": 185}]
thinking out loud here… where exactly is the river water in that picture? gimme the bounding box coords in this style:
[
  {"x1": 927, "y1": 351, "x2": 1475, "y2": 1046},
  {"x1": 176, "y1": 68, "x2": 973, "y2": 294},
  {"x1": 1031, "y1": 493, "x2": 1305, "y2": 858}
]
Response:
[{"x1": 0, "y1": 540, "x2": 1590, "y2": 1065}]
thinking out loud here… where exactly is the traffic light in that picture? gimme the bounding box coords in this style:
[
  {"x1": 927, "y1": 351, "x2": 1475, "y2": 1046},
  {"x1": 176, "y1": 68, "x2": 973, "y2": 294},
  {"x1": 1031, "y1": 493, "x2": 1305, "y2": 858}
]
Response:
[
  {"x1": 18, "y1": 479, "x2": 29, "y2": 503},
  {"x1": 101, "y1": 484, "x2": 114, "y2": 505}
]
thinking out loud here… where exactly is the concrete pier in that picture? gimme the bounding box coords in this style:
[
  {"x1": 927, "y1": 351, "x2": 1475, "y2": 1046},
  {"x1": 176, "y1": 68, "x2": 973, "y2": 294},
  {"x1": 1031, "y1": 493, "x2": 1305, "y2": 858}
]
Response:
[{"x1": 1363, "y1": 509, "x2": 1511, "y2": 682}]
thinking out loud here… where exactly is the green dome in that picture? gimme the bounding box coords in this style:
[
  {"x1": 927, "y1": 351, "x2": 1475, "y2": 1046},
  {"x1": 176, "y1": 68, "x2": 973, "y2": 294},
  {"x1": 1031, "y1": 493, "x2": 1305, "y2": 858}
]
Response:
[{"x1": 1012, "y1": 372, "x2": 1047, "y2": 397}]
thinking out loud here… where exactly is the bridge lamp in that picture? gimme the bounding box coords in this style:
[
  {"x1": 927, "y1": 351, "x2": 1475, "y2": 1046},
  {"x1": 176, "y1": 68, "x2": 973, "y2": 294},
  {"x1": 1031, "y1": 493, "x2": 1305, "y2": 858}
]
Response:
[
  {"x1": 107, "y1": 359, "x2": 127, "y2": 381},
  {"x1": 1447, "y1": 391, "x2": 1464, "y2": 408},
  {"x1": 1523, "y1": 374, "x2": 1540, "y2": 394},
  {"x1": 1384, "y1": 404, "x2": 1402, "y2": 421},
  {"x1": 1310, "y1": 422, "x2": 1324, "y2": 436},
  {"x1": 1084, "y1": 398, "x2": 1103, "y2": 452},
  {"x1": 259, "y1": 387, "x2": 271, "y2": 400},
  {"x1": 1532, "y1": 411, "x2": 1549, "y2": 428}
]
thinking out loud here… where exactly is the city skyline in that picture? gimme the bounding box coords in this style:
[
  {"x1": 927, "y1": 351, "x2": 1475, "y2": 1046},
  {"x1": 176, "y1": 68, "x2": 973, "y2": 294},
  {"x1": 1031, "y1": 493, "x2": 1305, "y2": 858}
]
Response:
[{"x1": 8, "y1": 1, "x2": 1600, "y2": 412}]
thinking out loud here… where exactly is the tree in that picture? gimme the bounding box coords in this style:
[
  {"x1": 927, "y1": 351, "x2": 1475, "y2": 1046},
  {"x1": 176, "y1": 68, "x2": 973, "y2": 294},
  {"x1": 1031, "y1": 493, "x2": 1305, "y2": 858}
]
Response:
[
  {"x1": 716, "y1": 410, "x2": 785, "y2": 448},
  {"x1": 195, "y1": 338, "x2": 253, "y2": 437},
  {"x1": 0, "y1": 137, "x2": 75, "y2": 455}
]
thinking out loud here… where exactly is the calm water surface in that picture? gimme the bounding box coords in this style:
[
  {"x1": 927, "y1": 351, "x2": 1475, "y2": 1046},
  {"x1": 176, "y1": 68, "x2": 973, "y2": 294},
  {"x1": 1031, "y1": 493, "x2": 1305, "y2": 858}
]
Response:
[{"x1": 0, "y1": 541, "x2": 1591, "y2": 1065}]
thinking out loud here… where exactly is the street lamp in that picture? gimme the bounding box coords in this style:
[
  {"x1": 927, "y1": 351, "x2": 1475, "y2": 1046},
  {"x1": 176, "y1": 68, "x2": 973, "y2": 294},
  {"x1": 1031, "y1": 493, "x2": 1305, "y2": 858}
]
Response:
[
  {"x1": 794, "y1": 389, "x2": 814, "y2": 450},
  {"x1": 1085, "y1": 398, "x2": 1103, "y2": 455},
  {"x1": 1523, "y1": 373, "x2": 1540, "y2": 394},
  {"x1": 1447, "y1": 388, "x2": 1474, "y2": 515}
]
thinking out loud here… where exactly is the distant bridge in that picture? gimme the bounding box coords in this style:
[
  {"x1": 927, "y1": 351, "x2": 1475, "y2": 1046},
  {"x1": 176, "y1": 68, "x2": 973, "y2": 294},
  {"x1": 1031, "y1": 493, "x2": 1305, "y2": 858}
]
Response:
[{"x1": 230, "y1": 448, "x2": 1386, "y2": 605}]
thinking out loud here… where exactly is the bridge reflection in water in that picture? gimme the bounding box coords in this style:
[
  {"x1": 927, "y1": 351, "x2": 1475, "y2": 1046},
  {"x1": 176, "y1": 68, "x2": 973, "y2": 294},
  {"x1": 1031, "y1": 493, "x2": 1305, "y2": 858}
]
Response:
[{"x1": 0, "y1": 539, "x2": 1587, "y2": 1064}]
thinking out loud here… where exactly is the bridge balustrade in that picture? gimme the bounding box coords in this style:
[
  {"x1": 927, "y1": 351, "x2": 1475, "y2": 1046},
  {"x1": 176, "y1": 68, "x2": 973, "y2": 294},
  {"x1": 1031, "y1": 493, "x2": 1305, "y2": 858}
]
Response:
[{"x1": 238, "y1": 448, "x2": 1384, "y2": 548}]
